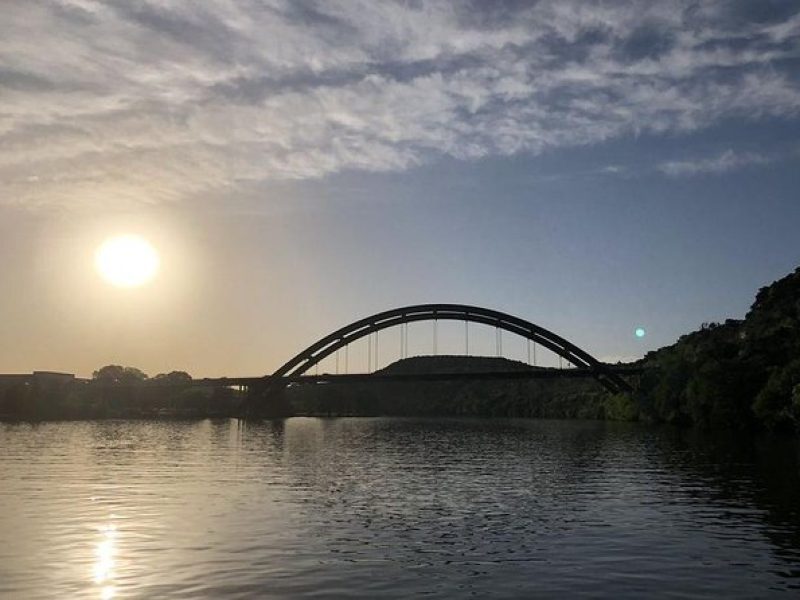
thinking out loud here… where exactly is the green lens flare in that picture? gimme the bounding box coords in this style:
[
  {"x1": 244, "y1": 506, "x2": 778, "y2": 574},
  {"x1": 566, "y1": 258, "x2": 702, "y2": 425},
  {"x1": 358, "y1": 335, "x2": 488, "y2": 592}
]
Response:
[{"x1": 635, "y1": 328, "x2": 646, "y2": 338}]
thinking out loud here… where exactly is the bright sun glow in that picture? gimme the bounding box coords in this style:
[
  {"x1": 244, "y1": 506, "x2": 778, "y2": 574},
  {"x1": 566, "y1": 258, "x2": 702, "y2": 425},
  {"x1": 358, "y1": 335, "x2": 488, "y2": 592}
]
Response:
[{"x1": 95, "y1": 235, "x2": 160, "y2": 288}]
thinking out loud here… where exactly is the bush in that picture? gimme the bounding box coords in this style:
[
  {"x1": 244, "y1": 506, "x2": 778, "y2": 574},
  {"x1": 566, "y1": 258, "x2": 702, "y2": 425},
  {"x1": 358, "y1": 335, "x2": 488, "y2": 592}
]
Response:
[{"x1": 604, "y1": 393, "x2": 638, "y2": 421}]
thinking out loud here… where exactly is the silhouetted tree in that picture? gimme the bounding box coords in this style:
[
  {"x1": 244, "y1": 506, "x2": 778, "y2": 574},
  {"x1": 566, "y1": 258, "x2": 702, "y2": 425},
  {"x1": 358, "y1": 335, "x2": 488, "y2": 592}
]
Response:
[
  {"x1": 636, "y1": 266, "x2": 800, "y2": 430},
  {"x1": 153, "y1": 371, "x2": 192, "y2": 384},
  {"x1": 92, "y1": 365, "x2": 148, "y2": 384}
]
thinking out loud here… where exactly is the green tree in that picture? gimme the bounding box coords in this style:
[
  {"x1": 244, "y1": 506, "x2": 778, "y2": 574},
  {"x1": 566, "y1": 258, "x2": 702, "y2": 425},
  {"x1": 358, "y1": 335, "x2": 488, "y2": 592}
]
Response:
[
  {"x1": 753, "y1": 358, "x2": 800, "y2": 430},
  {"x1": 604, "y1": 392, "x2": 638, "y2": 421}
]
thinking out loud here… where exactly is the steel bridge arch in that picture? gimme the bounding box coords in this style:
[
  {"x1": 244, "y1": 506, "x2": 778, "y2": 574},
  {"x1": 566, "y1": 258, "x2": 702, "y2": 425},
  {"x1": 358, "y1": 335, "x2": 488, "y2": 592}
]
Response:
[{"x1": 266, "y1": 304, "x2": 631, "y2": 394}]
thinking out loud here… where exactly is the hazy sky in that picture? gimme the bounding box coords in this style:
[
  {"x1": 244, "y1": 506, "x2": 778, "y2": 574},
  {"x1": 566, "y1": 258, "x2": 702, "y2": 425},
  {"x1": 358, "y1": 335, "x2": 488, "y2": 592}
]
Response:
[{"x1": 1, "y1": 0, "x2": 799, "y2": 377}]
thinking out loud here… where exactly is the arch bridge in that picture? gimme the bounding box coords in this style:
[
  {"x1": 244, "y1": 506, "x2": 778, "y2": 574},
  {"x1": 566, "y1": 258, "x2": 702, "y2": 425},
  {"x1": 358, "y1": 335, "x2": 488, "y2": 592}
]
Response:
[{"x1": 247, "y1": 304, "x2": 633, "y2": 412}]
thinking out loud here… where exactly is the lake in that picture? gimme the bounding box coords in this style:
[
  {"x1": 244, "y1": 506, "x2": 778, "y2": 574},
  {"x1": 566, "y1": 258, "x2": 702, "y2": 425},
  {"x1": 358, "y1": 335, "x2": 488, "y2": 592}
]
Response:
[{"x1": 1, "y1": 418, "x2": 799, "y2": 598}]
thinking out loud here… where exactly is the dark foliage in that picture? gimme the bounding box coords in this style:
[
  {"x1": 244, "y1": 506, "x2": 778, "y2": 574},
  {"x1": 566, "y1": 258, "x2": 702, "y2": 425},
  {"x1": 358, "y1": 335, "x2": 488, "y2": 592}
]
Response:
[
  {"x1": 636, "y1": 266, "x2": 800, "y2": 431},
  {"x1": 287, "y1": 356, "x2": 622, "y2": 421},
  {"x1": 0, "y1": 366, "x2": 240, "y2": 420}
]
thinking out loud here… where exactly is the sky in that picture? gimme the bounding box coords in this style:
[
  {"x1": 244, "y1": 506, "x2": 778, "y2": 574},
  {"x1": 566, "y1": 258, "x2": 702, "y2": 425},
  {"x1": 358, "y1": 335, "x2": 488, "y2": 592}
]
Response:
[{"x1": 1, "y1": 0, "x2": 799, "y2": 378}]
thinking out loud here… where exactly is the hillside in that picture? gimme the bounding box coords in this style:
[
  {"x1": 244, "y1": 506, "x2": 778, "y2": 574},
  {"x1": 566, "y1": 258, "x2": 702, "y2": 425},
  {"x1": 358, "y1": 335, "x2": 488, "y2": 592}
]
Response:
[
  {"x1": 636, "y1": 266, "x2": 800, "y2": 430},
  {"x1": 378, "y1": 355, "x2": 539, "y2": 375},
  {"x1": 288, "y1": 355, "x2": 614, "y2": 420}
]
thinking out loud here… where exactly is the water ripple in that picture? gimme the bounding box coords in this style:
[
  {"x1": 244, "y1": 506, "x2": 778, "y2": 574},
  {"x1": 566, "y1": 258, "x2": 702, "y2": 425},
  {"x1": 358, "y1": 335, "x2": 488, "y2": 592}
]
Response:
[{"x1": 1, "y1": 418, "x2": 799, "y2": 598}]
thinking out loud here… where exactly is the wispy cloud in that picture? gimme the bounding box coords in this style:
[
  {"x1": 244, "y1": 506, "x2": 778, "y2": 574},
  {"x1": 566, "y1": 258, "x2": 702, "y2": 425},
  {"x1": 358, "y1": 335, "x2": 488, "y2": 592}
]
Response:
[
  {"x1": 1, "y1": 0, "x2": 799, "y2": 207},
  {"x1": 658, "y1": 149, "x2": 772, "y2": 177}
]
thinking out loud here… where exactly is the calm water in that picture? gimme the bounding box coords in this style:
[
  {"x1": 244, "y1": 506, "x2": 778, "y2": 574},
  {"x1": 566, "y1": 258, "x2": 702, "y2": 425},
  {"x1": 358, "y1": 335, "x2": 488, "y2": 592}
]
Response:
[{"x1": 1, "y1": 418, "x2": 800, "y2": 599}]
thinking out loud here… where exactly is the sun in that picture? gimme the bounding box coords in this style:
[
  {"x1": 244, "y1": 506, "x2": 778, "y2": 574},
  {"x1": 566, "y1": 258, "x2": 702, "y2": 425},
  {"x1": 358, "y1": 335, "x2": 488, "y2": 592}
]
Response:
[{"x1": 95, "y1": 235, "x2": 160, "y2": 288}]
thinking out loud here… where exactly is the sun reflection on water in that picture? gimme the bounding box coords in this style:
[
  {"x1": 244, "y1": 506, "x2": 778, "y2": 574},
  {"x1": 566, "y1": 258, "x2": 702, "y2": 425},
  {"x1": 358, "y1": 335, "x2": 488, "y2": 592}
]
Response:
[
  {"x1": 93, "y1": 520, "x2": 117, "y2": 599},
  {"x1": 100, "y1": 585, "x2": 116, "y2": 600}
]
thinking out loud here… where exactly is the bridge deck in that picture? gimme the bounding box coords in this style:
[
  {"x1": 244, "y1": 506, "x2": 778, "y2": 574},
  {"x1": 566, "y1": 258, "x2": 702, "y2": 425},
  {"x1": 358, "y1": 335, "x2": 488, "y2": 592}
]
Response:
[{"x1": 193, "y1": 366, "x2": 643, "y2": 388}]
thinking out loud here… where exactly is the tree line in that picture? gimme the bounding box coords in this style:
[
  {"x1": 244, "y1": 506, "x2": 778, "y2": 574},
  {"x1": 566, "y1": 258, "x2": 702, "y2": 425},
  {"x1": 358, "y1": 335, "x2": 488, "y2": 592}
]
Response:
[
  {"x1": 3, "y1": 265, "x2": 799, "y2": 430},
  {"x1": 0, "y1": 366, "x2": 240, "y2": 419},
  {"x1": 630, "y1": 266, "x2": 800, "y2": 431}
]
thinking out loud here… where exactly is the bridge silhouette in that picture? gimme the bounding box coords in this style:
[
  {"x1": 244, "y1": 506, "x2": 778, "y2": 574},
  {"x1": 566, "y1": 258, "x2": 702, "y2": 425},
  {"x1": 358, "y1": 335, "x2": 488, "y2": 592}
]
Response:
[{"x1": 234, "y1": 304, "x2": 637, "y2": 416}]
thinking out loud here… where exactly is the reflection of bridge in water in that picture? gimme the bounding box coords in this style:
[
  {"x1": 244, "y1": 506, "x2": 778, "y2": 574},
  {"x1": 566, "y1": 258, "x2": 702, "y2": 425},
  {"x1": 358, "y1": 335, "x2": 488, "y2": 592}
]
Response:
[{"x1": 234, "y1": 304, "x2": 641, "y2": 416}]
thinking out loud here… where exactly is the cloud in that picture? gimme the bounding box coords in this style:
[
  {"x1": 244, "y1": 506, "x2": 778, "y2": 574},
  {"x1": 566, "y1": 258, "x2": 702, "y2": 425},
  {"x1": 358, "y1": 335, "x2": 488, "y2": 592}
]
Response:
[
  {"x1": 658, "y1": 149, "x2": 772, "y2": 176},
  {"x1": 1, "y1": 0, "x2": 799, "y2": 208}
]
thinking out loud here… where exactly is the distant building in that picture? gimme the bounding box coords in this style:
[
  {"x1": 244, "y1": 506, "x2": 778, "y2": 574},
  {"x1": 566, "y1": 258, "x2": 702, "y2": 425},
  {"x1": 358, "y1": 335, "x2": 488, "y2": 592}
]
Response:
[
  {"x1": 0, "y1": 374, "x2": 32, "y2": 388},
  {"x1": 32, "y1": 371, "x2": 75, "y2": 385},
  {"x1": 0, "y1": 372, "x2": 75, "y2": 389}
]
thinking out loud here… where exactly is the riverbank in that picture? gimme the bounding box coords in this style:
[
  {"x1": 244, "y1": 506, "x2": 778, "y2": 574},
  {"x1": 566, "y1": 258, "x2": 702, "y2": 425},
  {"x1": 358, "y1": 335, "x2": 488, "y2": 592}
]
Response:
[{"x1": 3, "y1": 265, "x2": 799, "y2": 431}]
